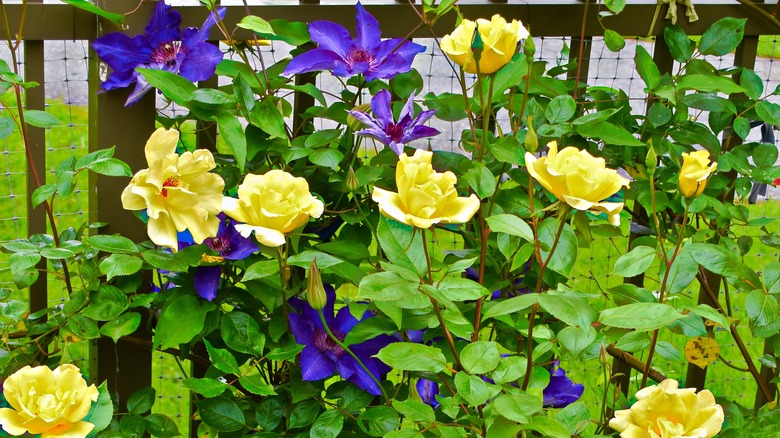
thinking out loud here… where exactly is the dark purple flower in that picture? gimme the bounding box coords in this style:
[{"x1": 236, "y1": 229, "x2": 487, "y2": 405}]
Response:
[
  {"x1": 92, "y1": 1, "x2": 225, "y2": 106},
  {"x1": 288, "y1": 284, "x2": 396, "y2": 395},
  {"x1": 417, "y1": 379, "x2": 440, "y2": 409},
  {"x1": 194, "y1": 214, "x2": 258, "y2": 301},
  {"x1": 348, "y1": 89, "x2": 439, "y2": 155},
  {"x1": 284, "y1": 3, "x2": 425, "y2": 81},
  {"x1": 464, "y1": 267, "x2": 528, "y2": 299},
  {"x1": 543, "y1": 360, "x2": 584, "y2": 408}
]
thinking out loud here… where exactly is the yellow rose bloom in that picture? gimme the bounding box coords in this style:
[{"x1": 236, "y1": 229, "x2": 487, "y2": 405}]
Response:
[
  {"x1": 525, "y1": 141, "x2": 630, "y2": 226},
  {"x1": 0, "y1": 364, "x2": 99, "y2": 438},
  {"x1": 679, "y1": 150, "x2": 717, "y2": 199},
  {"x1": 609, "y1": 379, "x2": 724, "y2": 438},
  {"x1": 372, "y1": 149, "x2": 481, "y2": 229},
  {"x1": 121, "y1": 128, "x2": 224, "y2": 250},
  {"x1": 441, "y1": 15, "x2": 529, "y2": 74},
  {"x1": 222, "y1": 170, "x2": 325, "y2": 247}
]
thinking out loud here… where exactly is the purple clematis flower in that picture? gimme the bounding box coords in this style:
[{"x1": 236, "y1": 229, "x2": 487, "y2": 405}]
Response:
[
  {"x1": 417, "y1": 379, "x2": 440, "y2": 409},
  {"x1": 288, "y1": 284, "x2": 396, "y2": 395},
  {"x1": 192, "y1": 214, "x2": 259, "y2": 301},
  {"x1": 543, "y1": 360, "x2": 584, "y2": 408},
  {"x1": 348, "y1": 89, "x2": 440, "y2": 155},
  {"x1": 92, "y1": 1, "x2": 225, "y2": 106},
  {"x1": 284, "y1": 3, "x2": 425, "y2": 81}
]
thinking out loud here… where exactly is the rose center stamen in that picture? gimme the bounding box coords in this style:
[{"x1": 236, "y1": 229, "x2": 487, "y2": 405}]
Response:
[{"x1": 161, "y1": 176, "x2": 179, "y2": 198}]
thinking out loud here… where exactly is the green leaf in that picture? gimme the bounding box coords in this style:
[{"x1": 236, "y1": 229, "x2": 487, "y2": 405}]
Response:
[
  {"x1": 599, "y1": 302, "x2": 683, "y2": 331},
  {"x1": 137, "y1": 68, "x2": 196, "y2": 105},
  {"x1": 0, "y1": 117, "x2": 14, "y2": 139},
  {"x1": 310, "y1": 410, "x2": 344, "y2": 438},
  {"x1": 494, "y1": 393, "x2": 542, "y2": 423},
  {"x1": 545, "y1": 95, "x2": 577, "y2": 124},
  {"x1": 343, "y1": 317, "x2": 398, "y2": 346},
  {"x1": 251, "y1": 99, "x2": 287, "y2": 138},
  {"x1": 9, "y1": 251, "x2": 41, "y2": 272},
  {"x1": 604, "y1": 0, "x2": 625, "y2": 13},
  {"x1": 557, "y1": 325, "x2": 597, "y2": 357},
  {"x1": 613, "y1": 246, "x2": 656, "y2": 277},
  {"x1": 40, "y1": 247, "x2": 74, "y2": 259},
  {"x1": 686, "y1": 304, "x2": 731, "y2": 328},
  {"x1": 84, "y1": 382, "x2": 113, "y2": 436},
  {"x1": 100, "y1": 312, "x2": 141, "y2": 343},
  {"x1": 377, "y1": 217, "x2": 426, "y2": 276},
  {"x1": 127, "y1": 387, "x2": 156, "y2": 415},
  {"x1": 647, "y1": 102, "x2": 672, "y2": 127},
  {"x1": 436, "y1": 277, "x2": 491, "y2": 301},
  {"x1": 68, "y1": 314, "x2": 100, "y2": 339},
  {"x1": 575, "y1": 121, "x2": 644, "y2": 146},
  {"x1": 290, "y1": 400, "x2": 320, "y2": 429},
  {"x1": 489, "y1": 135, "x2": 524, "y2": 165},
  {"x1": 454, "y1": 371, "x2": 500, "y2": 406},
  {"x1": 183, "y1": 378, "x2": 228, "y2": 398},
  {"x1": 60, "y1": 0, "x2": 124, "y2": 26},
  {"x1": 699, "y1": 17, "x2": 746, "y2": 56},
  {"x1": 483, "y1": 293, "x2": 538, "y2": 320},
  {"x1": 154, "y1": 292, "x2": 216, "y2": 350},
  {"x1": 87, "y1": 158, "x2": 132, "y2": 177},
  {"x1": 740, "y1": 68, "x2": 763, "y2": 99},
  {"x1": 255, "y1": 398, "x2": 283, "y2": 431},
  {"x1": 753, "y1": 143, "x2": 778, "y2": 168},
  {"x1": 204, "y1": 339, "x2": 241, "y2": 375},
  {"x1": 465, "y1": 162, "x2": 496, "y2": 198},
  {"x1": 309, "y1": 148, "x2": 344, "y2": 170},
  {"x1": 237, "y1": 15, "x2": 275, "y2": 34},
  {"x1": 677, "y1": 74, "x2": 745, "y2": 94},
  {"x1": 755, "y1": 100, "x2": 780, "y2": 125},
  {"x1": 197, "y1": 398, "x2": 246, "y2": 432},
  {"x1": 99, "y1": 254, "x2": 143, "y2": 280},
  {"x1": 358, "y1": 272, "x2": 424, "y2": 306},
  {"x1": 141, "y1": 249, "x2": 189, "y2": 272},
  {"x1": 680, "y1": 94, "x2": 736, "y2": 114},
  {"x1": 460, "y1": 341, "x2": 500, "y2": 374},
  {"x1": 269, "y1": 19, "x2": 311, "y2": 46},
  {"x1": 527, "y1": 416, "x2": 571, "y2": 438},
  {"x1": 635, "y1": 45, "x2": 660, "y2": 90},
  {"x1": 358, "y1": 406, "x2": 400, "y2": 437},
  {"x1": 24, "y1": 110, "x2": 60, "y2": 128},
  {"x1": 221, "y1": 311, "x2": 265, "y2": 355},
  {"x1": 83, "y1": 284, "x2": 129, "y2": 321},
  {"x1": 239, "y1": 373, "x2": 277, "y2": 396},
  {"x1": 747, "y1": 289, "x2": 778, "y2": 327},
  {"x1": 486, "y1": 214, "x2": 534, "y2": 243},
  {"x1": 603, "y1": 29, "x2": 625, "y2": 52},
  {"x1": 31, "y1": 184, "x2": 57, "y2": 208},
  {"x1": 375, "y1": 343, "x2": 447, "y2": 372},
  {"x1": 689, "y1": 242, "x2": 762, "y2": 291},
  {"x1": 306, "y1": 129, "x2": 342, "y2": 148},
  {"x1": 393, "y1": 399, "x2": 435, "y2": 423},
  {"x1": 664, "y1": 24, "x2": 695, "y2": 62},
  {"x1": 538, "y1": 289, "x2": 596, "y2": 328},
  {"x1": 538, "y1": 218, "x2": 578, "y2": 276},
  {"x1": 84, "y1": 234, "x2": 138, "y2": 254},
  {"x1": 144, "y1": 414, "x2": 180, "y2": 438},
  {"x1": 242, "y1": 260, "x2": 279, "y2": 281},
  {"x1": 216, "y1": 113, "x2": 247, "y2": 172},
  {"x1": 0, "y1": 301, "x2": 26, "y2": 319}
]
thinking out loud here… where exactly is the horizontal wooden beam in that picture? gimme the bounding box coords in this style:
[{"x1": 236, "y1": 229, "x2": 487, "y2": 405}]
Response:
[{"x1": 3, "y1": 1, "x2": 778, "y2": 41}]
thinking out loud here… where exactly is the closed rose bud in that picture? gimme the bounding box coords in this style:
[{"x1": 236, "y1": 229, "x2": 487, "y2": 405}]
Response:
[
  {"x1": 678, "y1": 150, "x2": 717, "y2": 199},
  {"x1": 307, "y1": 258, "x2": 327, "y2": 310}
]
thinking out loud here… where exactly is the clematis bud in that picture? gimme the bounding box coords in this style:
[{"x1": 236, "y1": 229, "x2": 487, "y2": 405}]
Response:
[
  {"x1": 307, "y1": 258, "x2": 327, "y2": 310},
  {"x1": 346, "y1": 166, "x2": 359, "y2": 192},
  {"x1": 347, "y1": 103, "x2": 371, "y2": 132},
  {"x1": 645, "y1": 144, "x2": 657, "y2": 177},
  {"x1": 471, "y1": 24, "x2": 484, "y2": 65}
]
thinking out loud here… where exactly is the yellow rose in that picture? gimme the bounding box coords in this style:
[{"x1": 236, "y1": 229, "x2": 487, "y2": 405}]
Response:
[
  {"x1": 609, "y1": 379, "x2": 724, "y2": 438},
  {"x1": 121, "y1": 128, "x2": 224, "y2": 250},
  {"x1": 0, "y1": 364, "x2": 99, "y2": 438},
  {"x1": 679, "y1": 150, "x2": 717, "y2": 199},
  {"x1": 222, "y1": 170, "x2": 325, "y2": 247},
  {"x1": 441, "y1": 15, "x2": 529, "y2": 74},
  {"x1": 525, "y1": 141, "x2": 630, "y2": 226},
  {"x1": 372, "y1": 149, "x2": 480, "y2": 229}
]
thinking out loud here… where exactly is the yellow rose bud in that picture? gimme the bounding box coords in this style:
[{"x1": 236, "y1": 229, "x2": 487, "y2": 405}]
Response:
[
  {"x1": 525, "y1": 141, "x2": 630, "y2": 226},
  {"x1": 441, "y1": 15, "x2": 529, "y2": 74},
  {"x1": 121, "y1": 128, "x2": 225, "y2": 251},
  {"x1": 307, "y1": 258, "x2": 327, "y2": 310},
  {"x1": 0, "y1": 364, "x2": 99, "y2": 437},
  {"x1": 609, "y1": 379, "x2": 724, "y2": 438},
  {"x1": 372, "y1": 149, "x2": 480, "y2": 229},
  {"x1": 222, "y1": 170, "x2": 325, "y2": 247},
  {"x1": 678, "y1": 150, "x2": 717, "y2": 199}
]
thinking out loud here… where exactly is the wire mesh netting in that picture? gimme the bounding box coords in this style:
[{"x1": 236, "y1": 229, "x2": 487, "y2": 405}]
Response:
[{"x1": 1, "y1": 19, "x2": 779, "y2": 435}]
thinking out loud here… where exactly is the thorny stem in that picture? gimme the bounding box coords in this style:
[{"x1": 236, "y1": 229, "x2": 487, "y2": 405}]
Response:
[
  {"x1": 0, "y1": 0, "x2": 73, "y2": 296},
  {"x1": 317, "y1": 311, "x2": 390, "y2": 401},
  {"x1": 640, "y1": 201, "x2": 691, "y2": 389}
]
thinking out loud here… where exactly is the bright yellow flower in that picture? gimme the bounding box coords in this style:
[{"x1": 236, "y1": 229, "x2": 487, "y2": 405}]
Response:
[
  {"x1": 372, "y1": 149, "x2": 480, "y2": 229},
  {"x1": 222, "y1": 170, "x2": 324, "y2": 247},
  {"x1": 121, "y1": 128, "x2": 224, "y2": 251},
  {"x1": 609, "y1": 379, "x2": 724, "y2": 438},
  {"x1": 441, "y1": 15, "x2": 529, "y2": 74},
  {"x1": 525, "y1": 141, "x2": 630, "y2": 226},
  {"x1": 679, "y1": 150, "x2": 717, "y2": 199},
  {"x1": 0, "y1": 364, "x2": 99, "y2": 438}
]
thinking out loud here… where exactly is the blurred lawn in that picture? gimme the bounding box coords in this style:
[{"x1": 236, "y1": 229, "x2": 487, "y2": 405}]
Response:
[{"x1": 1, "y1": 99, "x2": 778, "y2": 435}]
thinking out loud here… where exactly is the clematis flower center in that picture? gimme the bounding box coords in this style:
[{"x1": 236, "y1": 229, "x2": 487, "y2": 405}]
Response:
[
  {"x1": 150, "y1": 41, "x2": 183, "y2": 66},
  {"x1": 207, "y1": 237, "x2": 230, "y2": 255},
  {"x1": 312, "y1": 329, "x2": 346, "y2": 357},
  {"x1": 347, "y1": 48, "x2": 375, "y2": 67},
  {"x1": 161, "y1": 176, "x2": 179, "y2": 198},
  {"x1": 386, "y1": 123, "x2": 404, "y2": 143}
]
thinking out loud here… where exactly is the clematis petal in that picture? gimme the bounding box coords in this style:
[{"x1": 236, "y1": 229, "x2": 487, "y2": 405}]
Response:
[
  {"x1": 178, "y1": 41, "x2": 224, "y2": 82},
  {"x1": 355, "y1": 2, "x2": 381, "y2": 51},
  {"x1": 307, "y1": 21, "x2": 353, "y2": 59},
  {"x1": 332, "y1": 307, "x2": 362, "y2": 335},
  {"x1": 300, "y1": 345, "x2": 336, "y2": 381},
  {"x1": 370, "y1": 89, "x2": 393, "y2": 127},
  {"x1": 125, "y1": 75, "x2": 155, "y2": 106},
  {"x1": 284, "y1": 48, "x2": 344, "y2": 76},
  {"x1": 194, "y1": 266, "x2": 222, "y2": 301},
  {"x1": 181, "y1": 7, "x2": 226, "y2": 47},
  {"x1": 364, "y1": 53, "x2": 415, "y2": 81},
  {"x1": 145, "y1": 1, "x2": 182, "y2": 48},
  {"x1": 91, "y1": 33, "x2": 151, "y2": 77}
]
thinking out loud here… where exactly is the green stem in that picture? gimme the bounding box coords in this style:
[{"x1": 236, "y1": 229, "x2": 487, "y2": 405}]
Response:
[
  {"x1": 422, "y1": 230, "x2": 462, "y2": 367},
  {"x1": 317, "y1": 310, "x2": 389, "y2": 401}
]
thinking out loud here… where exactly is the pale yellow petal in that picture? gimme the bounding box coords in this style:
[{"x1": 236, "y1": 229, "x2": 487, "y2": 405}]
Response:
[
  {"x1": 41, "y1": 421, "x2": 95, "y2": 438},
  {"x1": 147, "y1": 213, "x2": 179, "y2": 250},
  {"x1": 438, "y1": 194, "x2": 481, "y2": 224},
  {"x1": 0, "y1": 408, "x2": 31, "y2": 436},
  {"x1": 144, "y1": 128, "x2": 179, "y2": 165},
  {"x1": 372, "y1": 187, "x2": 411, "y2": 226},
  {"x1": 222, "y1": 197, "x2": 251, "y2": 224}
]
